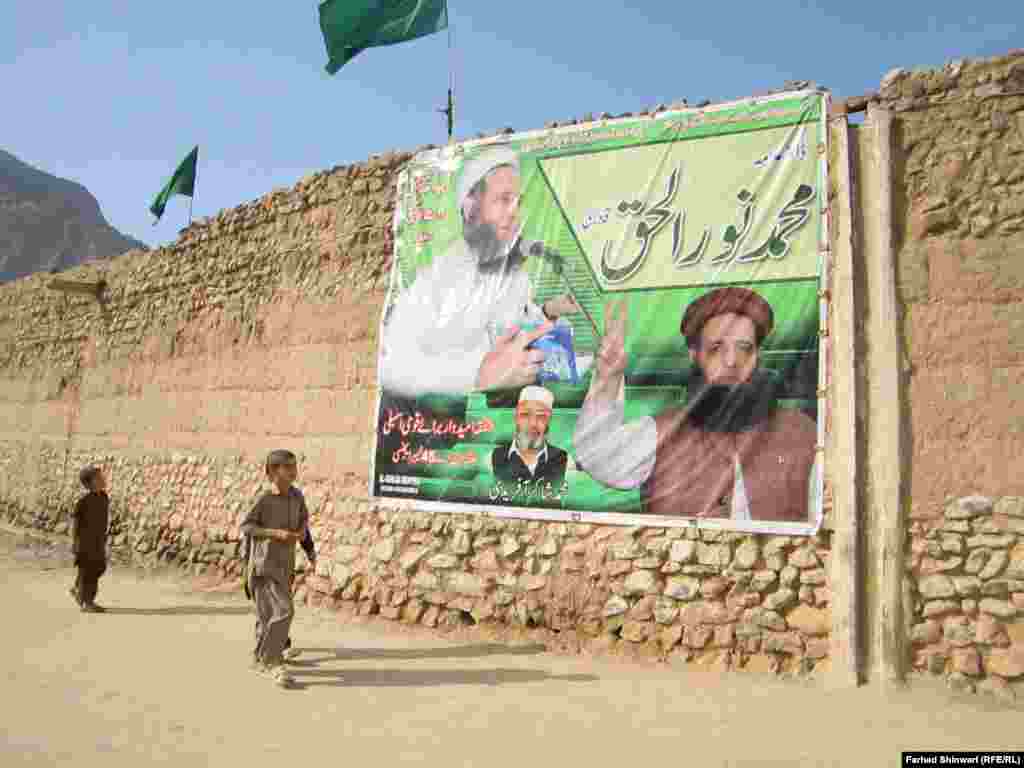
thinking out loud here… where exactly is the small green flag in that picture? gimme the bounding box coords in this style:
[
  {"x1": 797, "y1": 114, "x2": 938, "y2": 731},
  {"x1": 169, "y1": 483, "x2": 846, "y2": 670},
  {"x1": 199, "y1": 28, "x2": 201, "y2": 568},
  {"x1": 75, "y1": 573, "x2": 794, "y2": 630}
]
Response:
[
  {"x1": 150, "y1": 146, "x2": 198, "y2": 221},
  {"x1": 319, "y1": 0, "x2": 448, "y2": 75}
]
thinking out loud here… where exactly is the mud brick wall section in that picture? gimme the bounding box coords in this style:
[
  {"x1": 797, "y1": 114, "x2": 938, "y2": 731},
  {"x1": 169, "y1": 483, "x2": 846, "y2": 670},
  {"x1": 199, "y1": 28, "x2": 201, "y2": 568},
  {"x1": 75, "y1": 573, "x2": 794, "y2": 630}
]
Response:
[{"x1": 885, "y1": 55, "x2": 1024, "y2": 702}]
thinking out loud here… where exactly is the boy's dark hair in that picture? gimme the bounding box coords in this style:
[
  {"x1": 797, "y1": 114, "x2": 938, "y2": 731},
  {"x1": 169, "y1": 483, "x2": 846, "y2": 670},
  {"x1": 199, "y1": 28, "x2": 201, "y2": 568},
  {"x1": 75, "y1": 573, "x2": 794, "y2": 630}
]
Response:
[
  {"x1": 79, "y1": 465, "x2": 101, "y2": 490},
  {"x1": 265, "y1": 449, "x2": 297, "y2": 477}
]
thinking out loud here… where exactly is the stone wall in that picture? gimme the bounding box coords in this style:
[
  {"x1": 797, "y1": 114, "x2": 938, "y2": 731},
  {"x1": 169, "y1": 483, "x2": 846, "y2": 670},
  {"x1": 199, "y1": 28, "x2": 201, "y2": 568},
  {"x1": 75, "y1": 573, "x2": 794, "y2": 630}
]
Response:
[
  {"x1": 0, "y1": 134, "x2": 835, "y2": 677},
  {"x1": 1, "y1": 50, "x2": 1022, "y2": 693},
  {"x1": 908, "y1": 495, "x2": 1024, "y2": 703},
  {"x1": 872, "y1": 52, "x2": 1024, "y2": 700}
]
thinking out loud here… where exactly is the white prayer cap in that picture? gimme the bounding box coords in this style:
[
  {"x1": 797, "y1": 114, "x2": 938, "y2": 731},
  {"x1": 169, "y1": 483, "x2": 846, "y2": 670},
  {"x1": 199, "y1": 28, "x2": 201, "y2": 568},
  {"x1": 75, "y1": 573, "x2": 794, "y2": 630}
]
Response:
[
  {"x1": 517, "y1": 385, "x2": 554, "y2": 409},
  {"x1": 456, "y1": 146, "x2": 520, "y2": 206}
]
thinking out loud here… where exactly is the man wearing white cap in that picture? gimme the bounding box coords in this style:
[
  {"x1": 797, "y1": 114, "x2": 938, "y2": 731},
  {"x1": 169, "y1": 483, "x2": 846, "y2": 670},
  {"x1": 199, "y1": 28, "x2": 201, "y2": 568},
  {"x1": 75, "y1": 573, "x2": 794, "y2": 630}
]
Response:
[
  {"x1": 491, "y1": 385, "x2": 569, "y2": 488},
  {"x1": 380, "y1": 146, "x2": 579, "y2": 397}
]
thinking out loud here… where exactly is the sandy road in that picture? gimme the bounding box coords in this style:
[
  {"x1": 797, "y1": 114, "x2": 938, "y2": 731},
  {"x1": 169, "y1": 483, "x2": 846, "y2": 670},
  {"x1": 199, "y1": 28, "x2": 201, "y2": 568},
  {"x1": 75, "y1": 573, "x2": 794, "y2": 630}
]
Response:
[{"x1": 1, "y1": 528, "x2": 1020, "y2": 768}]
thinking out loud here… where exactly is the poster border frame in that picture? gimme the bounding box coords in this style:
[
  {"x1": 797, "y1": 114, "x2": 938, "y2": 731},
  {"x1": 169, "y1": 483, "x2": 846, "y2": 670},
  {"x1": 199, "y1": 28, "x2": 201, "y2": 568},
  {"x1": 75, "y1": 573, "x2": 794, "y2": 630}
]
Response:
[{"x1": 368, "y1": 89, "x2": 834, "y2": 536}]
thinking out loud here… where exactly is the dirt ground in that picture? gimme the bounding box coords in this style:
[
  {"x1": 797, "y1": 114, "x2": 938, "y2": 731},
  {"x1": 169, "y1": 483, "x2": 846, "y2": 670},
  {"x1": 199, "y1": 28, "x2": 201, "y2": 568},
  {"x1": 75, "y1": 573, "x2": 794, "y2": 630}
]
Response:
[{"x1": 1, "y1": 528, "x2": 1021, "y2": 768}]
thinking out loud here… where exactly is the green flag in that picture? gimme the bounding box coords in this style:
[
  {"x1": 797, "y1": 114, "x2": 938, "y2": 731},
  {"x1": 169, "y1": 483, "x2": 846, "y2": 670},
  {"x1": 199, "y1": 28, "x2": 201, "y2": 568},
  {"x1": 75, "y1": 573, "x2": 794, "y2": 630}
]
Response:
[
  {"x1": 319, "y1": 0, "x2": 448, "y2": 75},
  {"x1": 150, "y1": 146, "x2": 198, "y2": 221}
]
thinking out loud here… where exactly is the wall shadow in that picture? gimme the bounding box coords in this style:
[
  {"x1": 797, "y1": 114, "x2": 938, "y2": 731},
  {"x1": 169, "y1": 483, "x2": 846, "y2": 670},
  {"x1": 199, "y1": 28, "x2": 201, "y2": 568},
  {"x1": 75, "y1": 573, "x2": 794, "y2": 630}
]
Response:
[
  {"x1": 891, "y1": 114, "x2": 914, "y2": 672},
  {"x1": 848, "y1": 121, "x2": 869, "y2": 686},
  {"x1": 288, "y1": 667, "x2": 598, "y2": 690}
]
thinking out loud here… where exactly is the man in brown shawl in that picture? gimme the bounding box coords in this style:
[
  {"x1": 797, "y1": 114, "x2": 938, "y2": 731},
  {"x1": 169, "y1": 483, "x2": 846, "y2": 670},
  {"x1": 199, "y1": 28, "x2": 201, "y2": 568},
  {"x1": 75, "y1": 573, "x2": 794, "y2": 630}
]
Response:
[{"x1": 573, "y1": 287, "x2": 819, "y2": 523}]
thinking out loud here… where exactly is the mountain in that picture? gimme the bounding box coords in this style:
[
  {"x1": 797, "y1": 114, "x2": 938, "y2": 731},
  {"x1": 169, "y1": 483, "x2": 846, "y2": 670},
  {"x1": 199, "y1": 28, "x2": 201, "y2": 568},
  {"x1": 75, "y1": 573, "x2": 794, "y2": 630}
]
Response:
[{"x1": 0, "y1": 148, "x2": 147, "y2": 283}]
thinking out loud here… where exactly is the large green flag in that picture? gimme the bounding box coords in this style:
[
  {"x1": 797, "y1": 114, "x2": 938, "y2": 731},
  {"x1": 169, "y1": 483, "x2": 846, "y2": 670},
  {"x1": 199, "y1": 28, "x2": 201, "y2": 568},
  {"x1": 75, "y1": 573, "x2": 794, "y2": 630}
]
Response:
[
  {"x1": 319, "y1": 0, "x2": 448, "y2": 75},
  {"x1": 150, "y1": 146, "x2": 198, "y2": 221}
]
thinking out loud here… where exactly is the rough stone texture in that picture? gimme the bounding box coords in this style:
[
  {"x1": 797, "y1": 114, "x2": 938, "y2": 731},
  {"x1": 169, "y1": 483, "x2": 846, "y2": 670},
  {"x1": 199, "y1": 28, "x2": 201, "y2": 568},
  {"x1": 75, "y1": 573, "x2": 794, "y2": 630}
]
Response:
[
  {"x1": 910, "y1": 495, "x2": 1024, "y2": 694},
  {"x1": 979, "y1": 599, "x2": 1018, "y2": 620},
  {"x1": 623, "y1": 570, "x2": 659, "y2": 597},
  {"x1": 919, "y1": 575, "x2": 956, "y2": 599},
  {"x1": 979, "y1": 551, "x2": 1009, "y2": 581},
  {"x1": 789, "y1": 547, "x2": 820, "y2": 570},
  {"x1": 952, "y1": 576, "x2": 981, "y2": 597},
  {"x1": 779, "y1": 566, "x2": 800, "y2": 589},
  {"x1": 984, "y1": 648, "x2": 1024, "y2": 679},
  {"x1": 952, "y1": 648, "x2": 982, "y2": 677},
  {"x1": 785, "y1": 605, "x2": 831, "y2": 637},
  {"x1": 664, "y1": 576, "x2": 701, "y2": 601},
  {"x1": 911, "y1": 620, "x2": 942, "y2": 646},
  {"x1": 751, "y1": 570, "x2": 779, "y2": 592},
  {"x1": 701, "y1": 577, "x2": 729, "y2": 600},
  {"x1": 653, "y1": 597, "x2": 680, "y2": 625},
  {"x1": 603, "y1": 596, "x2": 629, "y2": 618},
  {"x1": 669, "y1": 540, "x2": 697, "y2": 564},
  {"x1": 733, "y1": 540, "x2": 759, "y2": 570},
  {"x1": 995, "y1": 498, "x2": 1024, "y2": 518},
  {"x1": 923, "y1": 600, "x2": 961, "y2": 619}
]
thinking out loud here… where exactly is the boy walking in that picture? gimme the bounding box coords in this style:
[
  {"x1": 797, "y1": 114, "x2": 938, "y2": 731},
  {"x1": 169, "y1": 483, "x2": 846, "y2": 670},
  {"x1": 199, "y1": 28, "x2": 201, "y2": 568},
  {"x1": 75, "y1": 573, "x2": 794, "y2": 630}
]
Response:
[
  {"x1": 240, "y1": 450, "x2": 308, "y2": 688},
  {"x1": 70, "y1": 465, "x2": 110, "y2": 613},
  {"x1": 243, "y1": 515, "x2": 316, "y2": 660}
]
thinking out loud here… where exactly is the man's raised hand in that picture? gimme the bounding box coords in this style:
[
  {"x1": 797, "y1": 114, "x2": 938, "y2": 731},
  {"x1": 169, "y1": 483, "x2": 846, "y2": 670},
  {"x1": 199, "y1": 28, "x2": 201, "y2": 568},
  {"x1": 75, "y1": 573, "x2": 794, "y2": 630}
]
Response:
[{"x1": 476, "y1": 322, "x2": 554, "y2": 391}]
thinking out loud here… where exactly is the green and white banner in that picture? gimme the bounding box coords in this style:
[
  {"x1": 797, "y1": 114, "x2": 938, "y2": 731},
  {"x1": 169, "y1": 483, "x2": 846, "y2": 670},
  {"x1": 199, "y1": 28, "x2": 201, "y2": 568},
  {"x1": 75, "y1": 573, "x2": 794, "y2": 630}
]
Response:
[{"x1": 372, "y1": 91, "x2": 830, "y2": 535}]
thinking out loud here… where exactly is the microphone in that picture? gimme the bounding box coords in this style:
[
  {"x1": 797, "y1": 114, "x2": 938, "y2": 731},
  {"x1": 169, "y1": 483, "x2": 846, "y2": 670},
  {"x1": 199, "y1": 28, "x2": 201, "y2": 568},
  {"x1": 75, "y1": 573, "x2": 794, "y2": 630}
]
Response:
[
  {"x1": 517, "y1": 238, "x2": 564, "y2": 274},
  {"x1": 516, "y1": 237, "x2": 602, "y2": 341}
]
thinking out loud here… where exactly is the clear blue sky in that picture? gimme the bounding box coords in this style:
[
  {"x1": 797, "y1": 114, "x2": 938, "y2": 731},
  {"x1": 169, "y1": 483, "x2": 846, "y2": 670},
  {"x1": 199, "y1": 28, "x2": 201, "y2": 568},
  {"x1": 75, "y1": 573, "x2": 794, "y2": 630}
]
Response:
[{"x1": 4, "y1": 1, "x2": 1020, "y2": 249}]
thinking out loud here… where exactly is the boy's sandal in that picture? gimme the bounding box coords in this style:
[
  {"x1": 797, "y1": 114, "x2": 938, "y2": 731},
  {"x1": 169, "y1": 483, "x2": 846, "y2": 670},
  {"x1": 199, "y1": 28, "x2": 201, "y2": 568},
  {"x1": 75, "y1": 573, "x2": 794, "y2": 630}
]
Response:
[{"x1": 272, "y1": 666, "x2": 295, "y2": 688}]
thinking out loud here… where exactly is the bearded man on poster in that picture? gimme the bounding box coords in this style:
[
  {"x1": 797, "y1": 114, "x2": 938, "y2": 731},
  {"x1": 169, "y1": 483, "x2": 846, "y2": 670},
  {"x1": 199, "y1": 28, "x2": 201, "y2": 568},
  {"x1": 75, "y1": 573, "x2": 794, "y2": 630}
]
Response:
[
  {"x1": 573, "y1": 287, "x2": 819, "y2": 523},
  {"x1": 379, "y1": 146, "x2": 579, "y2": 397},
  {"x1": 491, "y1": 385, "x2": 570, "y2": 487}
]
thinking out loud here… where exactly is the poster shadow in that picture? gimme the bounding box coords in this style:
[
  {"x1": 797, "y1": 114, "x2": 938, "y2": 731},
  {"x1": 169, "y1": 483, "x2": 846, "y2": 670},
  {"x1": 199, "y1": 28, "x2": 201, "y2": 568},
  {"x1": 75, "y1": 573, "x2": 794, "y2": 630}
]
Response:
[
  {"x1": 289, "y1": 642, "x2": 548, "y2": 662},
  {"x1": 289, "y1": 667, "x2": 598, "y2": 690},
  {"x1": 103, "y1": 606, "x2": 253, "y2": 616}
]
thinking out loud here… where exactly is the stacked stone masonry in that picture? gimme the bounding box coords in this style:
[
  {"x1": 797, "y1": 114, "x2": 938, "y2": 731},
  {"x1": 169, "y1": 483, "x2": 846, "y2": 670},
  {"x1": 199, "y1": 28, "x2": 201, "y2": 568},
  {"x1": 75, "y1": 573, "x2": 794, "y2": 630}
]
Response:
[
  {"x1": 908, "y1": 496, "x2": 1024, "y2": 704},
  {"x1": 1, "y1": 449, "x2": 834, "y2": 675},
  {"x1": 1, "y1": 50, "x2": 1023, "y2": 696}
]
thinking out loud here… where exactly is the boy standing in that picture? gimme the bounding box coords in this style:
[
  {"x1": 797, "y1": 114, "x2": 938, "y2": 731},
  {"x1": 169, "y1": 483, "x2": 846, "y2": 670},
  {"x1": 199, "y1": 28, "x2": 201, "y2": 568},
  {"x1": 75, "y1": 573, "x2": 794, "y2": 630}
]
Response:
[
  {"x1": 70, "y1": 465, "x2": 110, "y2": 613},
  {"x1": 240, "y1": 450, "x2": 308, "y2": 688}
]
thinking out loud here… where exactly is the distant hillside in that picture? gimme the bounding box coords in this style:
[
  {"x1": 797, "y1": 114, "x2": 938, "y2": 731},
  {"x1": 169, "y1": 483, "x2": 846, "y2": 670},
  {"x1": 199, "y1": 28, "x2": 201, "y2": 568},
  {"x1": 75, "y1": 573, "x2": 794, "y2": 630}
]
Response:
[{"x1": 0, "y1": 148, "x2": 147, "y2": 283}]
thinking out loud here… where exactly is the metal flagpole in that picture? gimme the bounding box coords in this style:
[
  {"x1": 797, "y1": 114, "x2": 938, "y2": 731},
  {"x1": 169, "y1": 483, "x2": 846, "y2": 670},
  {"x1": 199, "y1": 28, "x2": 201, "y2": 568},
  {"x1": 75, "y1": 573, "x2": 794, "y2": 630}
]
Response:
[
  {"x1": 188, "y1": 147, "x2": 197, "y2": 226},
  {"x1": 448, "y1": 15, "x2": 455, "y2": 143}
]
